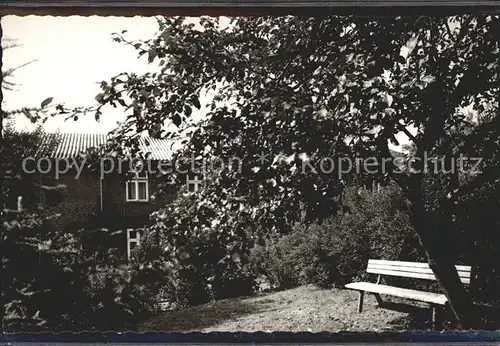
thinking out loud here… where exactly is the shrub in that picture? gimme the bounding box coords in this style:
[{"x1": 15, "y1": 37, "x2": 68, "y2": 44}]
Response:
[
  {"x1": 79, "y1": 262, "x2": 165, "y2": 330},
  {"x1": 251, "y1": 182, "x2": 416, "y2": 290},
  {"x1": 136, "y1": 213, "x2": 259, "y2": 308},
  {"x1": 3, "y1": 217, "x2": 164, "y2": 332},
  {"x1": 250, "y1": 230, "x2": 307, "y2": 290}
]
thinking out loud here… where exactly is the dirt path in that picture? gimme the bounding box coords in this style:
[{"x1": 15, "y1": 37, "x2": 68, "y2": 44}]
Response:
[{"x1": 138, "y1": 285, "x2": 435, "y2": 332}]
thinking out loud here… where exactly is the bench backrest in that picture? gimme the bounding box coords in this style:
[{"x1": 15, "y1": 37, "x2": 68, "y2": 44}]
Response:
[{"x1": 367, "y1": 259, "x2": 472, "y2": 284}]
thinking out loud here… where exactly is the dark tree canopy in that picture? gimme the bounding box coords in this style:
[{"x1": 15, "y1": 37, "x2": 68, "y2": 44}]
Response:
[{"x1": 95, "y1": 15, "x2": 500, "y2": 327}]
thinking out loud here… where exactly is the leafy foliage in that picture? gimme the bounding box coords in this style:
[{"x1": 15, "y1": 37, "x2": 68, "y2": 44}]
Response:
[
  {"x1": 138, "y1": 192, "x2": 259, "y2": 307},
  {"x1": 1, "y1": 127, "x2": 161, "y2": 332},
  {"x1": 4, "y1": 218, "x2": 164, "y2": 332},
  {"x1": 94, "y1": 14, "x2": 500, "y2": 326},
  {"x1": 251, "y1": 183, "x2": 416, "y2": 290}
]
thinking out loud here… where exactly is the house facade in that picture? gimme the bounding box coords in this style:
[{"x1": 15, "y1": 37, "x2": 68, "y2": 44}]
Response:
[{"x1": 22, "y1": 133, "x2": 199, "y2": 260}]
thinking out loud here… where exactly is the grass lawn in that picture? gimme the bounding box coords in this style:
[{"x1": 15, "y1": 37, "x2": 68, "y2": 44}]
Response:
[{"x1": 138, "y1": 284, "x2": 447, "y2": 332}]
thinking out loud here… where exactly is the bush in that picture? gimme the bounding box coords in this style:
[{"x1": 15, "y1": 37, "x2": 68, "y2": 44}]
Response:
[
  {"x1": 3, "y1": 217, "x2": 164, "y2": 332},
  {"x1": 137, "y1": 215, "x2": 259, "y2": 308},
  {"x1": 79, "y1": 262, "x2": 165, "y2": 330},
  {"x1": 251, "y1": 183, "x2": 417, "y2": 290},
  {"x1": 250, "y1": 230, "x2": 307, "y2": 290}
]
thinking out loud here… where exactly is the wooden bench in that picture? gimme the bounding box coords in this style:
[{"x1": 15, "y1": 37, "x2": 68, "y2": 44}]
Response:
[{"x1": 345, "y1": 259, "x2": 472, "y2": 329}]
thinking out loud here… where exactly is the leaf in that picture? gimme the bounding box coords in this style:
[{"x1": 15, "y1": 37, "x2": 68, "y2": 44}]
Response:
[
  {"x1": 148, "y1": 48, "x2": 157, "y2": 63},
  {"x1": 172, "y1": 114, "x2": 182, "y2": 127},
  {"x1": 192, "y1": 97, "x2": 201, "y2": 110},
  {"x1": 185, "y1": 105, "x2": 192, "y2": 117},
  {"x1": 95, "y1": 93, "x2": 105, "y2": 104},
  {"x1": 40, "y1": 97, "x2": 54, "y2": 109},
  {"x1": 170, "y1": 94, "x2": 179, "y2": 103}
]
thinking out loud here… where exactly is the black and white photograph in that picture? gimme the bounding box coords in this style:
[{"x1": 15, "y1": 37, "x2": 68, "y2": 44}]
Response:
[{"x1": 1, "y1": 9, "x2": 500, "y2": 334}]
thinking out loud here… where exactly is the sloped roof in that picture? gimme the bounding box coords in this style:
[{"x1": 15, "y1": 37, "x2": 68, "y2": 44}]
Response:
[
  {"x1": 35, "y1": 132, "x2": 406, "y2": 162},
  {"x1": 39, "y1": 133, "x2": 176, "y2": 160}
]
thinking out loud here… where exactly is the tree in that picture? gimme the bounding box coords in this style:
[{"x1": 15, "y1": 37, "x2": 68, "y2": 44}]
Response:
[
  {"x1": 0, "y1": 25, "x2": 127, "y2": 335},
  {"x1": 96, "y1": 15, "x2": 500, "y2": 328},
  {"x1": 1, "y1": 29, "x2": 69, "y2": 332},
  {"x1": 0, "y1": 124, "x2": 68, "y2": 331},
  {"x1": 1, "y1": 38, "x2": 37, "y2": 91},
  {"x1": 134, "y1": 100, "x2": 346, "y2": 304}
]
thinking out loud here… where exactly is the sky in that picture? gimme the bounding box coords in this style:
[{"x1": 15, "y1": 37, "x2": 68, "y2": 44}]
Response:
[{"x1": 2, "y1": 15, "x2": 172, "y2": 133}]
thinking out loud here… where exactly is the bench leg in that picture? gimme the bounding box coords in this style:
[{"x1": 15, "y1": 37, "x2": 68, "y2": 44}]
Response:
[
  {"x1": 357, "y1": 291, "x2": 365, "y2": 313},
  {"x1": 374, "y1": 293, "x2": 384, "y2": 307},
  {"x1": 431, "y1": 305, "x2": 438, "y2": 330}
]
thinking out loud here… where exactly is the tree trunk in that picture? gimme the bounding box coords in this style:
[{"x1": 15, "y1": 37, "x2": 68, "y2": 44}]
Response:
[{"x1": 406, "y1": 188, "x2": 476, "y2": 329}]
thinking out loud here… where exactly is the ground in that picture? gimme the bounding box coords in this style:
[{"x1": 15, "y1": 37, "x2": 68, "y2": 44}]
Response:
[{"x1": 138, "y1": 285, "x2": 447, "y2": 332}]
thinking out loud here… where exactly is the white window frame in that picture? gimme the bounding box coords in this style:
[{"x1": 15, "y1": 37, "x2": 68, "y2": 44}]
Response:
[
  {"x1": 126, "y1": 228, "x2": 144, "y2": 261},
  {"x1": 186, "y1": 174, "x2": 203, "y2": 193},
  {"x1": 126, "y1": 170, "x2": 149, "y2": 202}
]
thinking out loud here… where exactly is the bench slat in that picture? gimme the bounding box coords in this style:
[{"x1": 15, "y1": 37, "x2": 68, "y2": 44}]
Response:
[
  {"x1": 368, "y1": 263, "x2": 472, "y2": 279},
  {"x1": 345, "y1": 282, "x2": 448, "y2": 305},
  {"x1": 366, "y1": 267, "x2": 471, "y2": 284},
  {"x1": 368, "y1": 259, "x2": 471, "y2": 273}
]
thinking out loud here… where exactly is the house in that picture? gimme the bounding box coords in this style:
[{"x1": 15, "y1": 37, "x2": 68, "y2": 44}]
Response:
[
  {"x1": 19, "y1": 132, "x2": 202, "y2": 261},
  {"x1": 12, "y1": 131, "x2": 409, "y2": 260}
]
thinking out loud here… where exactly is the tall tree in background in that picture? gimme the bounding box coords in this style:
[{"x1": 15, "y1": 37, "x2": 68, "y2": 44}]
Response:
[
  {"x1": 0, "y1": 29, "x2": 64, "y2": 329},
  {"x1": 96, "y1": 14, "x2": 499, "y2": 328},
  {"x1": 1, "y1": 27, "x2": 69, "y2": 333}
]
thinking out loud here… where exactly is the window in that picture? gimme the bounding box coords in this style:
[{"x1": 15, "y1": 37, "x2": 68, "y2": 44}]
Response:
[
  {"x1": 126, "y1": 228, "x2": 144, "y2": 260},
  {"x1": 126, "y1": 170, "x2": 149, "y2": 202},
  {"x1": 186, "y1": 175, "x2": 203, "y2": 193}
]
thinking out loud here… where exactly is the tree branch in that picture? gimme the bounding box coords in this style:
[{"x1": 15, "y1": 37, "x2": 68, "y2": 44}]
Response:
[{"x1": 397, "y1": 120, "x2": 417, "y2": 143}]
